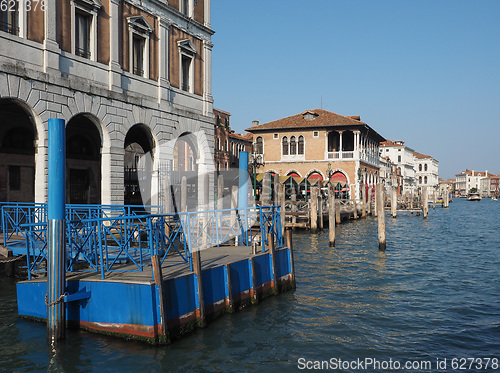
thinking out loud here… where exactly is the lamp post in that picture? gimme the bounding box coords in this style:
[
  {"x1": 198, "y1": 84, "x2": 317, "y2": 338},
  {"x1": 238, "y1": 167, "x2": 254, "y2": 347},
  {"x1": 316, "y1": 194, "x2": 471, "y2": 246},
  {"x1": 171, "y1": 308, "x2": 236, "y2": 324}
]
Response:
[{"x1": 250, "y1": 142, "x2": 264, "y2": 200}]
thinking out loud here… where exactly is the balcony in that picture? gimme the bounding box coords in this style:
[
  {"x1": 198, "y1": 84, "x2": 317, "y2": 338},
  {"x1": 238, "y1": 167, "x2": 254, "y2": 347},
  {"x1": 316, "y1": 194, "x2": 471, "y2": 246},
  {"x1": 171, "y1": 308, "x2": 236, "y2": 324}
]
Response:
[
  {"x1": 327, "y1": 151, "x2": 354, "y2": 160},
  {"x1": 327, "y1": 150, "x2": 380, "y2": 167}
]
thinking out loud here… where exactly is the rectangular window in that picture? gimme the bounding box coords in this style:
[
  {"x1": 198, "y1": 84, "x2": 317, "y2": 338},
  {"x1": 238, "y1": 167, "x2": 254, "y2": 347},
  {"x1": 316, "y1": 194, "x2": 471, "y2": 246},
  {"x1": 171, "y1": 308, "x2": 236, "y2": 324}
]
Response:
[
  {"x1": 0, "y1": 1, "x2": 19, "y2": 35},
  {"x1": 181, "y1": 0, "x2": 190, "y2": 16},
  {"x1": 9, "y1": 166, "x2": 20, "y2": 191},
  {"x1": 398, "y1": 155, "x2": 401, "y2": 163},
  {"x1": 133, "y1": 34, "x2": 145, "y2": 76},
  {"x1": 273, "y1": 134, "x2": 279, "y2": 139},
  {"x1": 181, "y1": 54, "x2": 191, "y2": 91},
  {"x1": 75, "y1": 10, "x2": 91, "y2": 59},
  {"x1": 313, "y1": 131, "x2": 319, "y2": 137}
]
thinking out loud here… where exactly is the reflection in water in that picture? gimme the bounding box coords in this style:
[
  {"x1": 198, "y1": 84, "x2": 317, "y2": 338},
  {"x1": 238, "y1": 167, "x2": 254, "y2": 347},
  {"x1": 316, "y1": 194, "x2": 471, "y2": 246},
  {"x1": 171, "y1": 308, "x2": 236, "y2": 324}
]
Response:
[{"x1": 0, "y1": 199, "x2": 499, "y2": 372}]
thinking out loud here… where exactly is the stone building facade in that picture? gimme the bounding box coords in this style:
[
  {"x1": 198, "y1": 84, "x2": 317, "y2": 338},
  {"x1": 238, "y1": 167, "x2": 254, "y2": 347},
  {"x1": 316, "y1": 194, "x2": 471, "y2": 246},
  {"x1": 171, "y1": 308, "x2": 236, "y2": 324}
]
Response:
[
  {"x1": 0, "y1": 0, "x2": 215, "y2": 208},
  {"x1": 246, "y1": 109, "x2": 385, "y2": 201}
]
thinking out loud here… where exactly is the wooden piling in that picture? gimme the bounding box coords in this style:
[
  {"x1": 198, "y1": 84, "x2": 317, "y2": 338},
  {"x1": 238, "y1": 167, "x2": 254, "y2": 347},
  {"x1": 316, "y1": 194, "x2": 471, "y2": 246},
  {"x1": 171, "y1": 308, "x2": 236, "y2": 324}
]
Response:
[
  {"x1": 367, "y1": 186, "x2": 372, "y2": 215},
  {"x1": 391, "y1": 187, "x2": 397, "y2": 218},
  {"x1": 353, "y1": 198, "x2": 358, "y2": 219},
  {"x1": 328, "y1": 185, "x2": 335, "y2": 247},
  {"x1": 377, "y1": 183, "x2": 386, "y2": 251},
  {"x1": 291, "y1": 192, "x2": 297, "y2": 226},
  {"x1": 191, "y1": 247, "x2": 206, "y2": 327},
  {"x1": 278, "y1": 184, "x2": 286, "y2": 237},
  {"x1": 362, "y1": 186, "x2": 367, "y2": 218},
  {"x1": 423, "y1": 187, "x2": 428, "y2": 219},
  {"x1": 310, "y1": 187, "x2": 318, "y2": 232},
  {"x1": 335, "y1": 200, "x2": 341, "y2": 225},
  {"x1": 286, "y1": 228, "x2": 296, "y2": 285},
  {"x1": 152, "y1": 255, "x2": 169, "y2": 342},
  {"x1": 318, "y1": 181, "x2": 324, "y2": 230}
]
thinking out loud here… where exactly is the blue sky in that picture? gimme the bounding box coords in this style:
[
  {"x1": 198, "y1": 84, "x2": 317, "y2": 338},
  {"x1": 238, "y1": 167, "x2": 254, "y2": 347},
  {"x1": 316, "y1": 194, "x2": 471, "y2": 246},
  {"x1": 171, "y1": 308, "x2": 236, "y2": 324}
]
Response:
[{"x1": 211, "y1": 0, "x2": 500, "y2": 180}]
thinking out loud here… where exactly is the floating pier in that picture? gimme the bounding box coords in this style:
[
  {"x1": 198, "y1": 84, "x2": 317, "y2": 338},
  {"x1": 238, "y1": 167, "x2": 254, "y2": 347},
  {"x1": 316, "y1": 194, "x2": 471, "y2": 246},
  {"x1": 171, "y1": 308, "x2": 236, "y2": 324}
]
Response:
[{"x1": 13, "y1": 205, "x2": 295, "y2": 344}]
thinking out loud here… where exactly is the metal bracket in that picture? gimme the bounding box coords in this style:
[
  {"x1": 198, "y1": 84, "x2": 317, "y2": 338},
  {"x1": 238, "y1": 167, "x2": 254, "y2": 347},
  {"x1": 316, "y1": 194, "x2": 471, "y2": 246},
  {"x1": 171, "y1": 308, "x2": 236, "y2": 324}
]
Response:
[{"x1": 63, "y1": 288, "x2": 91, "y2": 303}]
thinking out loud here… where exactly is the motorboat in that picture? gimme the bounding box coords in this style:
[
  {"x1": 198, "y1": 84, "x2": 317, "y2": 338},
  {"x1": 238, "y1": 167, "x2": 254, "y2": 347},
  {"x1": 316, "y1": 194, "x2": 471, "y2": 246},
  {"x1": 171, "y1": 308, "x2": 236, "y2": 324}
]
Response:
[{"x1": 466, "y1": 193, "x2": 481, "y2": 201}]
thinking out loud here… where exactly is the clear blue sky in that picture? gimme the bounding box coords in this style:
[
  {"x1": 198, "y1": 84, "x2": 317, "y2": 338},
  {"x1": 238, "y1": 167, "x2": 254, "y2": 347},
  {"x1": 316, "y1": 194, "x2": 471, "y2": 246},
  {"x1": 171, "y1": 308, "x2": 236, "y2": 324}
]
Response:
[{"x1": 211, "y1": 0, "x2": 500, "y2": 180}]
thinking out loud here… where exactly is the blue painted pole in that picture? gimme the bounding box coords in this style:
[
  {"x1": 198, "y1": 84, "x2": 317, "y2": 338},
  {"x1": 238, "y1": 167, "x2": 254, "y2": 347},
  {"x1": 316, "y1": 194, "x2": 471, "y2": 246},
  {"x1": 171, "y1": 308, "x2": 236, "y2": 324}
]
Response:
[{"x1": 47, "y1": 118, "x2": 66, "y2": 342}]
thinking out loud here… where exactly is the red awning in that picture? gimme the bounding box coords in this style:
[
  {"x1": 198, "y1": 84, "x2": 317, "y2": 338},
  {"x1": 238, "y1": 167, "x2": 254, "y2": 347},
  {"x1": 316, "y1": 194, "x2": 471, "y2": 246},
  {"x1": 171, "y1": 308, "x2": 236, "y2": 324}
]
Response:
[
  {"x1": 330, "y1": 172, "x2": 347, "y2": 183},
  {"x1": 307, "y1": 173, "x2": 323, "y2": 180},
  {"x1": 287, "y1": 172, "x2": 300, "y2": 178}
]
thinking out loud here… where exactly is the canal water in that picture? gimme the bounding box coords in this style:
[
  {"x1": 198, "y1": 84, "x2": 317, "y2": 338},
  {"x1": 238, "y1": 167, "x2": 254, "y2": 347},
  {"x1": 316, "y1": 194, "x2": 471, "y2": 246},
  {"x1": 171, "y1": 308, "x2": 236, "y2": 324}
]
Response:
[{"x1": 1, "y1": 198, "x2": 499, "y2": 372}]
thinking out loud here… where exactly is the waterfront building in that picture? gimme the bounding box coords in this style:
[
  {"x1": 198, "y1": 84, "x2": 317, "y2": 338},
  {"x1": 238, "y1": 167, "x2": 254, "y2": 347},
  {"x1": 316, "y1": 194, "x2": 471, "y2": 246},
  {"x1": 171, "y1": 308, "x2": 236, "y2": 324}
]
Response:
[
  {"x1": 414, "y1": 151, "x2": 439, "y2": 189},
  {"x1": 455, "y1": 170, "x2": 488, "y2": 197},
  {"x1": 245, "y1": 109, "x2": 385, "y2": 200},
  {"x1": 379, "y1": 140, "x2": 417, "y2": 193},
  {"x1": 379, "y1": 156, "x2": 403, "y2": 193},
  {"x1": 0, "y1": 0, "x2": 215, "y2": 208},
  {"x1": 213, "y1": 108, "x2": 252, "y2": 172},
  {"x1": 479, "y1": 173, "x2": 498, "y2": 197}
]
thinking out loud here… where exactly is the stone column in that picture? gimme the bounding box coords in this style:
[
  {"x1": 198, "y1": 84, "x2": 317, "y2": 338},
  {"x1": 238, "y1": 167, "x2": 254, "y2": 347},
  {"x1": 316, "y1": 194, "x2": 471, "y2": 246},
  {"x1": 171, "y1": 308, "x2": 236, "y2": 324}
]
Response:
[
  {"x1": 43, "y1": 0, "x2": 60, "y2": 75},
  {"x1": 157, "y1": 18, "x2": 170, "y2": 103},
  {"x1": 203, "y1": 40, "x2": 214, "y2": 116},
  {"x1": 108, "y1": 0, "x2": 122, "y2": 91}
]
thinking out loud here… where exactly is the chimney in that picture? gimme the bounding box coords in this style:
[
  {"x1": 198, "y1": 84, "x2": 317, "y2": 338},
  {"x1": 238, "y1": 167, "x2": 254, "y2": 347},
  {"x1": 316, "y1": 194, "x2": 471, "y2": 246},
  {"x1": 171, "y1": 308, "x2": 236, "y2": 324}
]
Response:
[{"x1": 252, "y1": 120, "x2": 259, "y2": 126}]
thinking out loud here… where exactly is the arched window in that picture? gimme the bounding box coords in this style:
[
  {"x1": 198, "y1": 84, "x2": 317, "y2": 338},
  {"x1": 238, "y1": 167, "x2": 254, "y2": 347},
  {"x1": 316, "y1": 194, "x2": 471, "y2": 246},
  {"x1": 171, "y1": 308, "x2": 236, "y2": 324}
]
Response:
[
  {"x1": 298, "y1": 136, "x2": 304, "y2": 155},
  {"x1": 282, "y1": 136, "x2": 288, "y2": 155},
  {"x1": 290, "y1": 136, "x2": 296, "y2": 155},
  {"x1": 419, "y1": 164, "x2": 422, "y2": 171},
  {"x1": 225, "y1": 139, "x2": 228, "y2": 152},
  {"x1": 256, "y1": 136, "x2": 263, "y2": 154},
  {"x1": 216, "y1": 138, "x2": 220, "y2": 150},
  {"x1": 424, "y1": 164, "x2": 428, "y2": 171},
  {"x1": 424, "y1": 176, "x2": 428, "y2": 184},
  {"x1": 419, "y1": 176, "x2": 422, "y2": 184}
]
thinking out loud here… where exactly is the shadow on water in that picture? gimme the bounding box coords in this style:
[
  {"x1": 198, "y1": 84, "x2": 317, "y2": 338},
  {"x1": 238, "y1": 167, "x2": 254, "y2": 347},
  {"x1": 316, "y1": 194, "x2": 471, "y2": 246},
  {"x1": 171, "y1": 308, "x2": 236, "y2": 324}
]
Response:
[{"x1": 1, "y1": 198, "x2": 499, "y2": 372}]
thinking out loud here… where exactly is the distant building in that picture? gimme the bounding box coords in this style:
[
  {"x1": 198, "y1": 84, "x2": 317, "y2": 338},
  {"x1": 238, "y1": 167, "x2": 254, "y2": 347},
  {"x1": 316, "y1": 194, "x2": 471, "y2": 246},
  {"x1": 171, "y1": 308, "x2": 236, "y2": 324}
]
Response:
[
  {"x1": 246, "y1": 109, "x2": 385, "y2": 200},
  {"x1": 379, "y1": 140, "x2": 416, "y2": 193},
  {"x1": 455, "y1": 170, "x2": 488, "y2": 197},
  {"x1": 479, "y1": 172, "x2": 498, "y2": 197},
  {"x1": 414, "y1": 151, "x2": 439, "y2": 189},
  {"x1": 213, "y1": 108, "x2": 252, "y2": 172}
]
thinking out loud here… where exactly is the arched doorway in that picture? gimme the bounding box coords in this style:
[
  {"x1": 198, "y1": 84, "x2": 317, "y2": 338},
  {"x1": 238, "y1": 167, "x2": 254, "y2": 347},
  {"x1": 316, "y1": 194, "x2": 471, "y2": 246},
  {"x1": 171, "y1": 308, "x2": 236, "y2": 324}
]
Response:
[
  {"x1": 172, "y1": 133, "x2": 198, "y2": 212},
  {"x1": 0, "y1": 99, "x2": 36, "y2": 202},
  {"x1": 124, "y1": 124, "x2": 155, "y2": 207},
  {"x1": 66, "y1": 114, "x2": 102, "y2": 204}
]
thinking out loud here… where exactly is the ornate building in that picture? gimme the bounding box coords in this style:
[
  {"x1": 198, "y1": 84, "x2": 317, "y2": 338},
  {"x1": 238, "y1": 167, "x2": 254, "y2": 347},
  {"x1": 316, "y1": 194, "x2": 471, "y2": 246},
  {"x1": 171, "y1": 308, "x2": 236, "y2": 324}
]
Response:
[
  {"x1": 246, "y1": 109, "x2": 385, "y2": 200},
  {"x1": 0, "y1": 0, "x2": 214, "y2": 207}
]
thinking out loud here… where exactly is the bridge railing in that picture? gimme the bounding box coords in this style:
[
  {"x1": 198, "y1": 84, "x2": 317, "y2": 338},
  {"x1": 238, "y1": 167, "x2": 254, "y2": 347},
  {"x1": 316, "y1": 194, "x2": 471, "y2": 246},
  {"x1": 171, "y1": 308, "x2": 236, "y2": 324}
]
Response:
[{"x1": 22, "y1": 205, "x2": 283, "y2": 280}]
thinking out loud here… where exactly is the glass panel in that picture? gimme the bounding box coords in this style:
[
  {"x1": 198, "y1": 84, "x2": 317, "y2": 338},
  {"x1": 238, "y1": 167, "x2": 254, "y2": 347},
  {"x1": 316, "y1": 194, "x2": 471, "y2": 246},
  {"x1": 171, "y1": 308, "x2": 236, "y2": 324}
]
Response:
[
  {"x1": 75, "y1": 11, "x2": 91, "y2": 58},
  {"x1": 133, "y1": 34, "x2": 144, "y2": 76}
]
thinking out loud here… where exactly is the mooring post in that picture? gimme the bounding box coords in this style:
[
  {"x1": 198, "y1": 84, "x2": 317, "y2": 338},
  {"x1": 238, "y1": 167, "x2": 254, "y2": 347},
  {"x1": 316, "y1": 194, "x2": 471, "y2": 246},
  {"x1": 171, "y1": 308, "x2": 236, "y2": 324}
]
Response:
[
  {"x1": 335, "y1": 199, "x2": 341, "y2": 225},
  {"x1": 328, "y1": 185, "x2": 335, "y2": 247},
  {"x1": 367, "y1": 185, "x2": 372, "y2": 215},
  {"x1": 362, "y1": 185, "x2": 367, "y2": 218},
  {"x1": 286, "y1": 228, "x2": 296, "y2": 286},
  {"x1": 377, "y1": 183, "x2": 386, "y2": 251},
  {"x1": 191, "y1": 247, "x2": 206, "y2": 327},
  {"x1": 423, "y1": 187, "x2": 428, "y2": 219},
  {"x1": 47, "y1": 118, "x2": 66, "y2": 343},
  {"x1": 152, "y1": 255, "x2": 169, "y2": 342},
  {"x1": 310, "y1": 187, "x2": 318, "y2": 232},
  {"x1": 373, "y1": 185, "x2": 378, "y2": 218},
  {"x1": 278, "y1": 184, "x2": 285, "y2": 238},
  {"x1": 353, "y1": 197, "x2": 358, "y2": 219},
  {"x1": 267, "y1": 233, "x2": 277, "y2": 293},
  {"x1": 291, "y1": 191, "x2": 297, "y2": 226},
  {"x1": 444, "y1": 186, "x2": 449, "y2": 208},
  {"x1": 391, "y1": 186, "x2": 397, "y2": 218},
  {"x1": 433, "y1": 190, "x2": 436, "y2": 210},
  {"x1": 318, "y1": 181, "x2": 324, "y2": 230}
]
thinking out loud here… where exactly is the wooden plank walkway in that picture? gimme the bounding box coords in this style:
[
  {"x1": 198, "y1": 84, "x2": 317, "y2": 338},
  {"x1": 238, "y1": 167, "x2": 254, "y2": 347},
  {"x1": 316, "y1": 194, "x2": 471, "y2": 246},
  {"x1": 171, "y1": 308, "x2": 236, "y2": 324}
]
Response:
[{"x1": 23, "y1": 245, "x2": 260, "y2": 285}]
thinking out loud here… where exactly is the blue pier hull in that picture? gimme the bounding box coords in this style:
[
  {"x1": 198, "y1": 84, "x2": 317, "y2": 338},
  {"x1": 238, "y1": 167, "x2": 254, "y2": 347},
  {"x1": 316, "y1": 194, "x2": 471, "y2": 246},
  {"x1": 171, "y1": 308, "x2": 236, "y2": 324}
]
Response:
[{"x1": 17, "y1": 248, "x2": 295, "y2": 343}]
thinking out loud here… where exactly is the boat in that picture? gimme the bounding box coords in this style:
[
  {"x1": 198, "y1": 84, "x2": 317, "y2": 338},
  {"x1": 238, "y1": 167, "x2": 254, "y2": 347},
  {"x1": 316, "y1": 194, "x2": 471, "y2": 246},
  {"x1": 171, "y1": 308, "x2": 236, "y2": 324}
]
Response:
[
  {"x1": 492, "y1": 196, "x2": 498, "y2": 201},
  {"x1": 466, "y1": 193, "x2": 481, "y2": 201}
]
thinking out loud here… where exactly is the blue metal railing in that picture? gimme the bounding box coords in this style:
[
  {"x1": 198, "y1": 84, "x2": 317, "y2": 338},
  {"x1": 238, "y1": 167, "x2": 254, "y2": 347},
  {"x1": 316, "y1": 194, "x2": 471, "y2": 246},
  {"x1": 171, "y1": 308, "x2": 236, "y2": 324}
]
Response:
[
  {"x1": 21, "y1": 205, "x2": 283, "y2": 280},
  {"x1": 0, "y1": 202, "x2": 162, "y2": 250}
]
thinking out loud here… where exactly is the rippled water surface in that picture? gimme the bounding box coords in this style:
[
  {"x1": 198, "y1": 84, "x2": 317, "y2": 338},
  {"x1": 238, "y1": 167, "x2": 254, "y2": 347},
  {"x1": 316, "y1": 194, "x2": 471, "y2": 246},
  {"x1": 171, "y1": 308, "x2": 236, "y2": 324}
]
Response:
[{"x1": 1, "y1": 198, "x2": 499, "y2": 372}]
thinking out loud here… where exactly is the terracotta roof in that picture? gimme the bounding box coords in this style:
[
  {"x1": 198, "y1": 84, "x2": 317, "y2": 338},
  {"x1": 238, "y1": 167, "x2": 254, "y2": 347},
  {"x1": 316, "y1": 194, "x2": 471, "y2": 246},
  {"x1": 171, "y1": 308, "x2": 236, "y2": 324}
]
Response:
[
  {"x1": 380, "y1": 140, "x2": 405, "y2": 147},
  {"x1": 413, "y1": 151, "x2": 432, "y2": 159},
  {"x1": 229, "y1": 132, "x2": 252, "y2": 142},
  {"x1": 245, "y1": 108, "x2": 366, "y2": 131}
]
